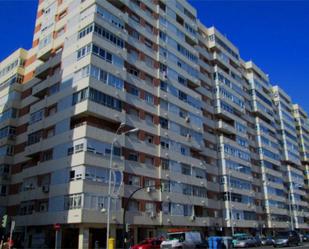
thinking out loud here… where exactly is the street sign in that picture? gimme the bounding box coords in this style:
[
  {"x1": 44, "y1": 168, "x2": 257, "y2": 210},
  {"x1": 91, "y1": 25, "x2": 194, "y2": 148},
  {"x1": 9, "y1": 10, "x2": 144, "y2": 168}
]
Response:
[{"x1": 54, "y1": 223, "x2": 61, "y2": 230}]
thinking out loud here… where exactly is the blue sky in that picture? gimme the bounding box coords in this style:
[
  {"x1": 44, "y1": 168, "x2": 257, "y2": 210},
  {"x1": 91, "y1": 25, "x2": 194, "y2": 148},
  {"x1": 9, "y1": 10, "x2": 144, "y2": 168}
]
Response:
[{"x1": 0, "y1": 0, "x2": 308, "y2": 112}]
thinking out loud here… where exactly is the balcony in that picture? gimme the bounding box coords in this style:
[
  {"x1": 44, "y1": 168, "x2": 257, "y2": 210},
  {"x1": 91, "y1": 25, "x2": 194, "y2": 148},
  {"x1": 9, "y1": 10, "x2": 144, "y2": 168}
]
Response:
[
  {"x1": 216, "y1": 120, "x2": 236, "y2": 135},
  {"x1": 35, "y1": 52, "x2": 62, "y2": 80}
]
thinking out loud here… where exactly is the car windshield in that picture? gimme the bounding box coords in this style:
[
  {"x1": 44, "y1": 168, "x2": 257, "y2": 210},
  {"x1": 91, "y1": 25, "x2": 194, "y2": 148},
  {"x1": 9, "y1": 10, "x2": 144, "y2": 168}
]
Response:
[
  {"x1": 138, "y1": 240, "x2": 149, "y2": 245},
  {"x1": 233, "y1": 234, "x2": 247, "y2": 239},
  {"x1": 276, "y1": 232, "x2": 289, "y2": 238},
  {"x1": 168, "y1": 233, "x2": 185, "y2": 241},
  {"x1": 238, "y1": 237, "x2": 248, "y2": 241}
]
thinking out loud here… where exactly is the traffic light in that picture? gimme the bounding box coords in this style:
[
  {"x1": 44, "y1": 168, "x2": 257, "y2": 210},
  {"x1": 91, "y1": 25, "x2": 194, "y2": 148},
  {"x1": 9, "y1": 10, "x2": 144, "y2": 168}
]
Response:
[{"x1": 1, "y1": 215, "x2": 8, "y2": 228}]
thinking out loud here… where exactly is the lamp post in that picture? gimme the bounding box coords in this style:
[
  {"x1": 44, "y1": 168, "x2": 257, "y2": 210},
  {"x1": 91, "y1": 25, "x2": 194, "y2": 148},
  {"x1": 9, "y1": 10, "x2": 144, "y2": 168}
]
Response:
[{"x1": 106, "y1": 124, "x2": 139, "y2": 249}]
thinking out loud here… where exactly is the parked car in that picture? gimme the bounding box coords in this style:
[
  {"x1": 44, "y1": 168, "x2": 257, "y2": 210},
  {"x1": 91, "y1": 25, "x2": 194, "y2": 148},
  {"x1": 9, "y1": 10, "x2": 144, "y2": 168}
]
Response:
[
  {"x1": 253, "y1": 235, "x2": 262, "y2": 246},
  {"x1": 302, "y1": 233, "x2": 309, "y2": 242},
  {"x1": 260, "y1": 236, "x2": 274, "y2": 246},
  {"x1": 161, "y1": 231, "x2": 203, "y2": 249},
  {"x1": 232, "y1": 234, "x2": 250, "y2": 247},
  {"x1": 131, "y1": 238, "x2": 163, "y2": 249},
  {"x1": 233, "y1": 236, "x2": 257, "y2": 248},
  {"x1": 273, "y1": 231, "x2": 301, "y2": 247}
]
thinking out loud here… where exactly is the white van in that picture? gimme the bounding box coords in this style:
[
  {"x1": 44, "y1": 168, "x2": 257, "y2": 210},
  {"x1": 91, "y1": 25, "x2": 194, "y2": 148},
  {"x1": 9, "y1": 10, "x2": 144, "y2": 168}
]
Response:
[{"x1": 160, "y1": 231, "x2": 203, "y2": 249}]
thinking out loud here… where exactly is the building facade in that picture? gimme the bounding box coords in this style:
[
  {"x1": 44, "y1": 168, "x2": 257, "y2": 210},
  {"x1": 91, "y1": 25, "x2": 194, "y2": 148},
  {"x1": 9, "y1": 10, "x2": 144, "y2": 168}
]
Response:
[{"x1": 0, "y1": 0, "x2": 308, "y2": 248}]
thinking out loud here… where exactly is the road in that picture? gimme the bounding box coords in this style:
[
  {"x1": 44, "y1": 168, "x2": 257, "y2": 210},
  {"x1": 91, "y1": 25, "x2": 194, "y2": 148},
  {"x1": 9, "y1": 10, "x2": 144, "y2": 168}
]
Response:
[{"x1": 246, "y1": 242, "x2": 309, "y2": 249}]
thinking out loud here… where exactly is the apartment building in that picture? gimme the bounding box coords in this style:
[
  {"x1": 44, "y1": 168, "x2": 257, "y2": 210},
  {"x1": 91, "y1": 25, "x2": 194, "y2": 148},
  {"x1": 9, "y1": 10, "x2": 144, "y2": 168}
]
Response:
[
  {"x1": 243, "y1": 62, "x2": 289, "y2": 231},
  {"x1": 272, "y1": 86, "x2": 308, "y2": 230},
  {"x1": 0, "y1": 49, "x2": 27, "y2": 218},
  {"x1": 0, "y1": 0, "x2": 308, "y2": 248}
]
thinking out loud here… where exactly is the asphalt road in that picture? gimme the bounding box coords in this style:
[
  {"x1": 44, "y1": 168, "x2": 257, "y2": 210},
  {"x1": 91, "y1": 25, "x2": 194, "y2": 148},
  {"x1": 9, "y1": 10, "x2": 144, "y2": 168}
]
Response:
[{"x1": 246, "y1": 242, "x2": 309, "y2": 249}]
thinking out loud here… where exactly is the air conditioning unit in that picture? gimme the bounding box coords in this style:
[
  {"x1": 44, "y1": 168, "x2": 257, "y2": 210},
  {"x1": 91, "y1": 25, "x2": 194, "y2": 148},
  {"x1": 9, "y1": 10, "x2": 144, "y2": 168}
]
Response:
[
  {"x1": 42, "y1": 185, "x2": 49, "y2": 193},
  {"x1": 186, "y1": 134, "x2": 192, "y2": 141},
  {"x1": 146, "y1": 187, "x2": 152, "y2": 193},
  {"x1": 185, "y1": 116, "x2": 190, "y2": 123},
  {"x1": 150, "y1": 212, "x2": 156, "y2": 219},
  {"x1": 25, "y1": 184, "x2": 33, "y2": 191},
  {"x1": 190, "y1": 215, "x2": 196, "y2": 221}
]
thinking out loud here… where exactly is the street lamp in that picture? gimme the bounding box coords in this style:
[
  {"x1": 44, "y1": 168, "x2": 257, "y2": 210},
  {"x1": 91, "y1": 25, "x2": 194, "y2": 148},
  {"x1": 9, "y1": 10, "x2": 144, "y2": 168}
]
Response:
[
  {"x1": 106, "y1": 124, "x2": 139, "y2": 249},
  {"x1": 227, "y1": 165, "x2": 243, "y2": 236}
]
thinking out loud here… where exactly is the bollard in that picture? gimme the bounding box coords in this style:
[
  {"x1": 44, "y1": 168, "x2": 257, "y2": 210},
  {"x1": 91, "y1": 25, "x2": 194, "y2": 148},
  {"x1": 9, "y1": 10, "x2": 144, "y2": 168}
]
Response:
[{"x1": 108, "y1": 237, "x2": 115, "y2": 249}]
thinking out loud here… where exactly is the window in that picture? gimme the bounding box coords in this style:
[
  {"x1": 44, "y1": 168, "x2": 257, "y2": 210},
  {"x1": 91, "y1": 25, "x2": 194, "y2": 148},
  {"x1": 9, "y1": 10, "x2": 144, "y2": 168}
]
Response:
[
  {"x1": 145, "y1": 156, "x2": 154, "y2": 165},
  {"x1": 161, "y1": 159, "x2": 169, "y2": 170},
  {"x1": 46, "y1": 104, "x2": 57, "y2": 117},
  {"x1": 64, "y1": 194, "x2": 82, "y2": 210},
  {"x1": 30, "y1": 109, "x2": 44, "y2": 124},
  {"x1": 0, "y1": 185, "x2": 7, "y2": 196},
  {"x1": 6, "y1": 145, "x2": 14, "y2": 156},
  {"x1": 67, "y1": 147, "x2": 74, "y2": 155},
  {"x1": 128, "y1": 67, "x2": 139, "y2": 77},
  {"x1": 130, "y1": 13, "x2": 140, "y2": 23},
  {"x1": 58, "y1": 10, "x2": 67, "y2": 20},
  {"x1": 0, "y1": 126, "x2": 16, "y2": 139},
  {"x1": 145, "y1": 202, "x2": 155, "y2": 213},
  {"x1": 160, "y1": 118, "x2": 168, "y2": 129},
  {"x1": 146, "y1": 135, "x2": 153, "y2": 144},
  {"x1": 75, "y1": 143, "x2": 84, "y2": 153},
  {"x1": 128, "y1": 108, "x2": 139, "y2": 117},
  {"x1": 73, "y1": 87, "x2": 122, "y2": 111},
  {"x1": 145, "y1": 93, "x2": 154, "y2": 104},
  {"x1": 194, "y1": 168, "x2": 206, "y2": 179},
  {"x1": 96, "y1": 5, "x2": 124, "y2": 29},
  {"x1": 128, "y1": 175, "x2": 140, "y2": 186},
  {"x1": 160, "y1": 139, "x2": 169, "y2": 150},
  {"x1": 145, "y1": 39, "x2": 153, "y2": 48},
  {"x1": 145, "y1": 114, "x2": 153, "y2": 124},
  {"x1": 128, "y1": 200, "x2": 139, "y2": 211},
  {"x1": 181, "y1": 164, "x2": 191, "y2": 175},
  {"x1": 130, "y1": 30, "x2": 140, "y2": 40},
  {"x1": 28, "y1": 131, "x2": 43, "y2": 145},
  {"x1": 78, "y1": 23, "x2": 124, "y2": 48},
  {"x1": 45, "y1": 126, "x2": 55, "y2": 138},
  {"x1": 145, "y1": 178, "x2": 156, "y2": 188},
  {"x1": 128, "y1": 152, "x2": 138, "y2": 162},
  {"x1": 41, "y1": 149, "x2": 53, "y2": 162},
  {"x1": 49, "y1": 83, "x2": 60, "y2": 95},
  {"x1": 77, "y1": 44, "x2": 91, "y2": 59},
  {"x1": 128, "y1": 85, "x2": 139, "y2": 96}
]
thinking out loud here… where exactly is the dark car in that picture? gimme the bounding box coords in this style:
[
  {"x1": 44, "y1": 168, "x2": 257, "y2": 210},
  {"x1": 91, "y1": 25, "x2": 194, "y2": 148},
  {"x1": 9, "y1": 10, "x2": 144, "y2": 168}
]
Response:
[
  {"x1": 253, "y1": 235, "x2": 262, "y2": 246},
  {"x1": 196, "y1": 239, "x2": 209, "y2": 249},
  {"x1": 273, "y1": 231, "x2": 300, "y2": 247},
  {"x1": 260, "y1": 236, "x2": 274, "y2": 246},
  {"x1": 302, "y1": 234, "x2": 309, "y2": 242},
  {"x1": 130, "y1": 238, "x2": 163, "y2": 249}
]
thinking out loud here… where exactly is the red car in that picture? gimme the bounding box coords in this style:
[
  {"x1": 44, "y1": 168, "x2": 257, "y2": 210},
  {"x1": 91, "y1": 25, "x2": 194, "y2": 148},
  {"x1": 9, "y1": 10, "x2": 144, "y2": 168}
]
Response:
[{"x1": 130, "y1": 238, "x2": 163, "y2": 249}]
